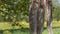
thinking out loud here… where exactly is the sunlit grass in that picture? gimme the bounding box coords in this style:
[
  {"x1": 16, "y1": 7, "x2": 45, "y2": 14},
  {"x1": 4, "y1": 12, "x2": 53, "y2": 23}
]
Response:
[
  {"x1": 0, "y1": 20, "x2": 60, "y2": 30},
  {"x1": 0, "y1": 20, "x2": 60, "y2": 34}
]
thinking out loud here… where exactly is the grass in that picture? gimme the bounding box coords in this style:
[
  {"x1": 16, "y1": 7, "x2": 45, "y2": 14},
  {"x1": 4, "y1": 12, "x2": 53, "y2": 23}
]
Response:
[
  {"x1": 2, "y1": 28, "x2": 60, "y2": 34},
  {"x1": 0, "y1": 20, "x2": 60, "y2": 30},
  {"x1": 42, "y1": 28, "x2": 60, "y2": 34},
  {"x1": 12, "y1": 28, "x2": 60, "y2": 34},
  {"x1": 0, "y1": 20, "x2": 60, "y2": 34},
  {"x1": 0, "y1": 21, "x2": 29, "y2": 30},
  {"x1": 12, "y1": 29, "x2": 29, "y2": 34}
]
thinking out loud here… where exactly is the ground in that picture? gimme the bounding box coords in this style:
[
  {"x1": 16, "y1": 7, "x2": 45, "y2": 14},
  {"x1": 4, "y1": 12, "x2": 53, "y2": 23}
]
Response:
[
  {"x1": 2, "y1": 28, "x2": 60, "y2": 34},
  {"x1": 0, "y1": 20, "x2": 60, "y2": 34}
]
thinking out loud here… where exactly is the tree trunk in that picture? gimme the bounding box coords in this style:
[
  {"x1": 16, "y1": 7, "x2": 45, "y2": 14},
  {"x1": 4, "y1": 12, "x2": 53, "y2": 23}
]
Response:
[
  {"x1": 37, "y1": 0, "x2": 44, "y2": 34},
  {"x1": 46, "y1": 0, "x2": 53, "y2": 34},
  {"x1": 29, "y1": 0, "x2": 37, "y2": 34}
]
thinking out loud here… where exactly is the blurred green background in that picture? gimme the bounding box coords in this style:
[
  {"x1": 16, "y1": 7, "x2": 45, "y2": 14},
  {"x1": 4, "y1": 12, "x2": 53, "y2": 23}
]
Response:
[{"x1": 0, "y1": 0, "x2": 60, "y2": 34}]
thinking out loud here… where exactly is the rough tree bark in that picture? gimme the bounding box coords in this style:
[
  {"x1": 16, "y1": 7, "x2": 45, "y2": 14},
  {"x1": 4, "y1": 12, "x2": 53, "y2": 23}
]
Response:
[
  {"x1": 37, "y1": 0, "x2": 44, "y2": 34},
  {"x1": 46, "y1": 0, "x2": 53, "y2": 34},
  {"x1": 29, "y1": 0, "x2": 37, "y2": 34}
]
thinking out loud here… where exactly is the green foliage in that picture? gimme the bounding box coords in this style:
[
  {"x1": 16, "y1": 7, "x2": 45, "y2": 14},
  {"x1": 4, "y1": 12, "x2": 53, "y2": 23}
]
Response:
[
  {"x1": 0, "y1": 0, "x2": 29, "y2": 25},
  {"x1": 0, "y1": 0, "x2": 60, "y2": 22},
  {"x1": 52, "y1": 5, "x2": 60, "y2": 21},
  {"x1": 0, "y1": 0, "x2": 60, "y2": 28}
]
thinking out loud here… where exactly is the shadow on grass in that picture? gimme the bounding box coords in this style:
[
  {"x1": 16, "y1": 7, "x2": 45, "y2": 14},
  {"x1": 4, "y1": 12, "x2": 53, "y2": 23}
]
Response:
[{"x1": 0, "y1": 27, "x2": 60, "y2": 34}]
